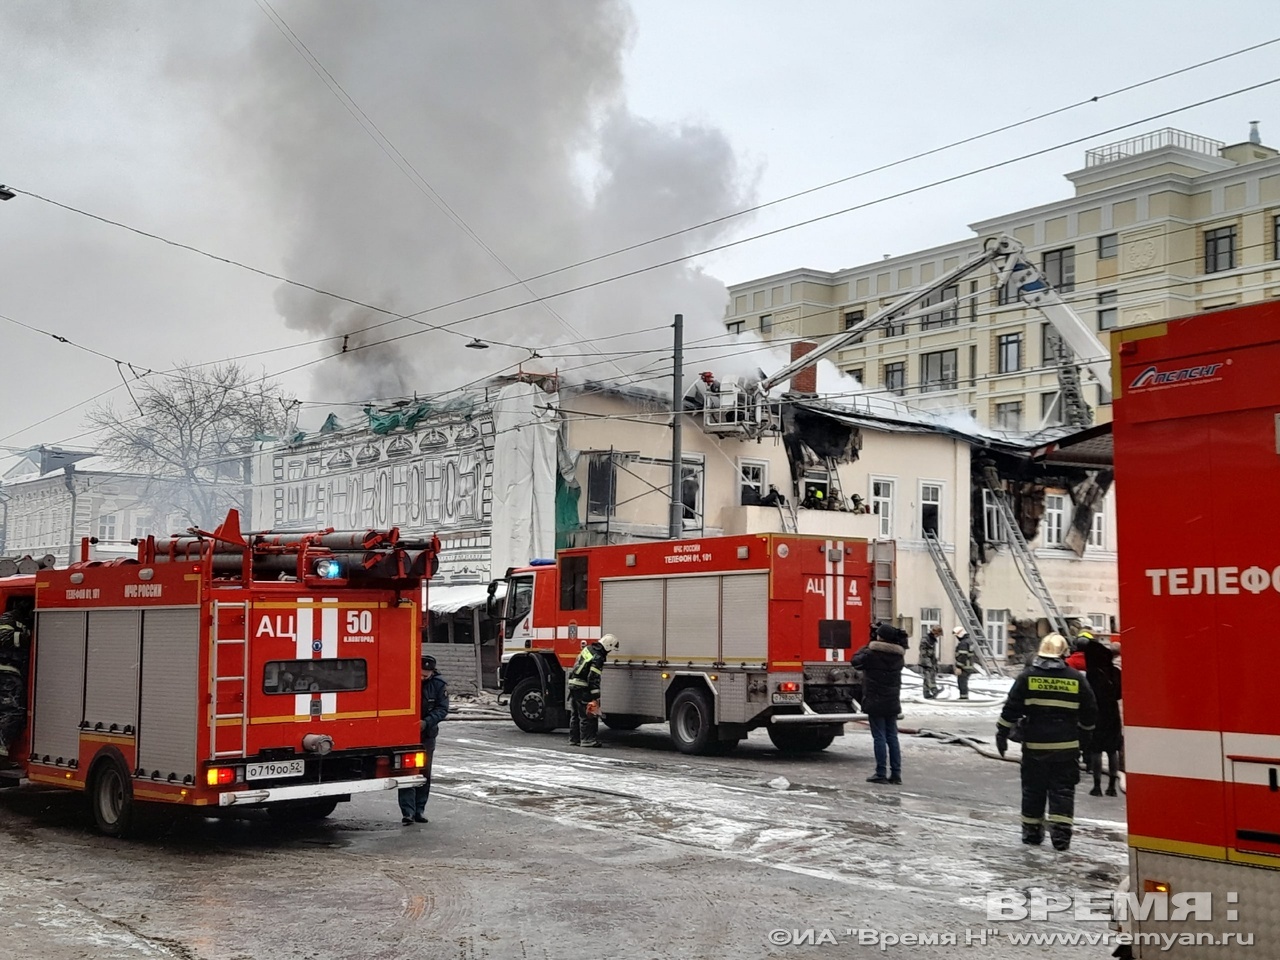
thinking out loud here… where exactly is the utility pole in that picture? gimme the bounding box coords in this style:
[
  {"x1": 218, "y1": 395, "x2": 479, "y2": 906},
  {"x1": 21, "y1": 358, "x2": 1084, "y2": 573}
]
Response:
[{"x1": 668, "y1": 313, "x2": 684, "y2": 540}]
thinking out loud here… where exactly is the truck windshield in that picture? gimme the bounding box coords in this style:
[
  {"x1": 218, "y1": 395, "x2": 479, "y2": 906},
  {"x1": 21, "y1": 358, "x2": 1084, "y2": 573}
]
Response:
[{"x1": 264, "y1": 659, "x2": 368, "y2": 694}]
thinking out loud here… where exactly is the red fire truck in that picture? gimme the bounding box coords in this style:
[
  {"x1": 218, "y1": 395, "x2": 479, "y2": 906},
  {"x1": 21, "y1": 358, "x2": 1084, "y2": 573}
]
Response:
[
  {"x1": 493, "y1": 533, "x2": 879, "y2": 754},
  {"x1": 1111, "y1": 300, "x2": 1280, "y2": 952},
  {"x1": 0, "y1": 510, "x2": 439, "y2": 836}
]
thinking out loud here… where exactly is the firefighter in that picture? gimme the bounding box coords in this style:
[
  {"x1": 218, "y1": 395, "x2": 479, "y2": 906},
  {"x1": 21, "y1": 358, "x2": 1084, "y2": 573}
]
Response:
[
  {"x1": 953, "y1": 626, "x2": 976, "y2": 699},
  {"x1": 568, "y1": 634, "x2": 619, "y2": 748},
  {"x1": 399, "y1": 654, "x2": 450, "y2": 825},
  {"x1": 917, "y1": 625, "x2": 941, "y2": 700},
  {"x1": 996, "y1": 633, "x2": 1098, "y2": 851},
  {"x1": 0, "y1": 612, "x2": 29, "y2": 758}
]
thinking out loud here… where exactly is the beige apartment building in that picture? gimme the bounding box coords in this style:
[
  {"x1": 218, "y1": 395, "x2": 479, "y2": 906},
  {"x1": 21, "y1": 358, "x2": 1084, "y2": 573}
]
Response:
[{"x1": 724, "y1": 125, "x2": 1280, "y2": 432}]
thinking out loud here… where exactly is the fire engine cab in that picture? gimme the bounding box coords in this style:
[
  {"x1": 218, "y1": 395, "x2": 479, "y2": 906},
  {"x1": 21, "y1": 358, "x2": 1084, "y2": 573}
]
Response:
[
  {"x1": 0, "y1": 510, "x2": 439, "y2": 836},
  {"x1": 492, "y1": 533, "x2": 878, "y2": 754}
]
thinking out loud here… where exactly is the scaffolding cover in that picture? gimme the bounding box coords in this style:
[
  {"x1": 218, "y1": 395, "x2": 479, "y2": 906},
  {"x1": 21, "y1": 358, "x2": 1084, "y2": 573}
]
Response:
[{"x1": 490, "y1": 382, "x2": 558, "y2": 578}]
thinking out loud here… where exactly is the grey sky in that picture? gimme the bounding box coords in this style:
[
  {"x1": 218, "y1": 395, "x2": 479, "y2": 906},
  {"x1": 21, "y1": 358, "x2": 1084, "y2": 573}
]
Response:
[{"x1": 2, "y1": 1, "x2": 1277, "y2": 461}]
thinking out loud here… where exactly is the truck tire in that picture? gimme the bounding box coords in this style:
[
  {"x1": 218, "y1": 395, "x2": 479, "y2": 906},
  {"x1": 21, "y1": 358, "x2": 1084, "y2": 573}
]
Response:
[
  {"x1": 90, "y1": 756, "x2": 135, "y2": 838},
  {"x1": 669, "y1": 688, "x2": 717, "y2": 755},
  {"x1": 601, "y1": 714, "x2": 643, "y2": 731},
  {"x1": 510, "y1": 676, "x2": 554, "y2": 733},
  {"x1": 268, "y1": 798, "x2": 340, "y2": 823},
  {"x1": 767, "y1": 725, "x2": 838, "y2": 754}
]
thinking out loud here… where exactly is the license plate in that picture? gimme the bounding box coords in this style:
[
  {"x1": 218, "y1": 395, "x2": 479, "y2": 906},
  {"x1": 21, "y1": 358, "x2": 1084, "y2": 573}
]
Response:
[
  {"x1": 246, "y1": 759, "x2": 305, "y2": 780},
  {"x1": 772, "y1": 692, "x2": 803, "y2": 704}
]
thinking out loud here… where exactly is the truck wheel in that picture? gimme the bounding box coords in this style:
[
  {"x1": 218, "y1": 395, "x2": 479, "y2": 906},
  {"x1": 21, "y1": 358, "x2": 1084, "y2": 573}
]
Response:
[
  {"x1": 268, "y1": 798, "x2": 340, "y2": 823},
  {"x1": 511, "y1": 677, "x2": 554, "y2": 733},
  {"x1": 767, "y1": 725, "x2": 837, "y2": 754},
  {"x1": 669, "y1": 688, "x2": 717, "y2": 755},
  {"x1": 90, "y1": 756, "x2": 135, "y2": 837},
  {"x1": 601, "y1": 714, "x2": 643, "y2": 731}
]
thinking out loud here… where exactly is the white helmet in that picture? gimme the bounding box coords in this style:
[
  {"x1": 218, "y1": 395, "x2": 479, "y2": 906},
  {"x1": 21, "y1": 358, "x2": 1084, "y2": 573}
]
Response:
[{"x1": 599, "y1": 634, "x2": 620, "y2": 654}]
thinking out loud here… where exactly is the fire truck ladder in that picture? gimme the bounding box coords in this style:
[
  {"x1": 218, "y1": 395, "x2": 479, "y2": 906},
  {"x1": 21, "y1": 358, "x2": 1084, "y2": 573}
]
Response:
[
  {"x1": 980, "y1": 468, "x2": 1071, "y2": 637},
  {"x1": 922, "y1": 531, "x2": 996, "y2": 674},
  {"x1": 211, "y1": 600, "x2": 250, "y2": 759},
  {"x1": 1045, "y1": 330, "x2": 1093, "y2": 429}
]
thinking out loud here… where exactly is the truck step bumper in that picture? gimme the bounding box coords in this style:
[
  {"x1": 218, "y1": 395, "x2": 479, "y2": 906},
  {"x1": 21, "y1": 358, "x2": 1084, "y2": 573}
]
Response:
[
  {"x1": 217, "y1": 775, "x2": 427, "y2": 807},
  {"x1": 769, "y1": 713, "x2": 867, "y2": 724}
]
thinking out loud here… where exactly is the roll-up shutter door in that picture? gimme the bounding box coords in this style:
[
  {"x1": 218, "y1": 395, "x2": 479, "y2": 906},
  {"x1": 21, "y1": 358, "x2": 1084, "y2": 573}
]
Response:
[
  {"x1": 665, "y1": 575, "x2": 720, "y2": 662},
  {"x1": 721, "y1": 574, "x2": 769, "y2": 665},
  {"x1": 601, "y1": 579, "x2": 664, "y2": 660},
  {"x1": 136, "y1": 608, "x2": 201, "y2": 781},
  {"x1": 30, "y1": 610, "x2": 86, "y2": 763},
  {"x1": 83, "y1": 610, "x2": 141, "y2": 733}
]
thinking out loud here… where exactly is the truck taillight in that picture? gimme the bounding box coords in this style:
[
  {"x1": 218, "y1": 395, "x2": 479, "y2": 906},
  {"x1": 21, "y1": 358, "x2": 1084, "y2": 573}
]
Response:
[
  {"x1": 206, "y1": 767, "x2": 236, "y2": 786},
  {"x1": 396, "y1": 751, "x2": 426, "y2": 770},
  {"x1": 778, "y1": 681, "x2": 800, "y2": 694}
]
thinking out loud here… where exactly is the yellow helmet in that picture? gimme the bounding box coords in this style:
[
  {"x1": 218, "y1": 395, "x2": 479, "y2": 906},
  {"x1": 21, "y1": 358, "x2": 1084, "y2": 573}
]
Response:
[{"x1": 1077, "y1": 629, "x2": 1095, "y2": 642}]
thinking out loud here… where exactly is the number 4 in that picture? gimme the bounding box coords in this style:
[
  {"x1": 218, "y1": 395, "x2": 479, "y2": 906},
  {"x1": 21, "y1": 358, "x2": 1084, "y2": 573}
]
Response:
[{"x1": 345, "y1": 610, "x2": 373, "y2": 633}]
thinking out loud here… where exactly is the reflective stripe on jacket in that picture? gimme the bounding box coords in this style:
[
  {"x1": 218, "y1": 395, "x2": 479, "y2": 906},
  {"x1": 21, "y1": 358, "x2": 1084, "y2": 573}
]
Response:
[
  {"x1": 568, "y1": 641, "x2": 606, "y2": 698},
  {"x1": 998, "y1": 656, "x2": 1098, "y2": 760}
]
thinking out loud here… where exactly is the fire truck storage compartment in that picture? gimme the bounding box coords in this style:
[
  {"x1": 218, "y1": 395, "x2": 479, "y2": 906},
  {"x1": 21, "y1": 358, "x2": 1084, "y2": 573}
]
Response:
[
  {"x1": 30, "y1": 610, "x2": 87, "y2": 764},
  {"x1": 136, "y1": 607, "x2": 201, "y2": 783},
  {"x1": 599, "y1": 572, "x2": 768, "y2": 724},
  {"x1": 84, "y1": 610, "x2": 141, "y2": 734}
]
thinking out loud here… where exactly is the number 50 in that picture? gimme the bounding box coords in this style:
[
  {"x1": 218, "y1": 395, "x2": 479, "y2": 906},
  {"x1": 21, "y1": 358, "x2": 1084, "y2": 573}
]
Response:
[{"x1": 346, "y1": 610, "x2": 373, "y2": 633}]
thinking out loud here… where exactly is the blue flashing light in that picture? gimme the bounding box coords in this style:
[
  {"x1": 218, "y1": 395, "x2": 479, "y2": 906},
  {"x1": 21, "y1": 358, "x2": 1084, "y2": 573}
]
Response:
[
  {"x1": 315, "y1": 558, "x2": 344, "y2": 579},
  {"x1": 529, "y1": 558, "x2": 557, "y2": 566}
]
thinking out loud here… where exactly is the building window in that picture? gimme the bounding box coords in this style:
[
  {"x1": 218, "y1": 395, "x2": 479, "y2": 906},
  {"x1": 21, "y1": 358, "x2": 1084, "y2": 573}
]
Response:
[
  {"x1": 681, "y1": 459, "x2": 703, "y2": 527},
  {"x1": 969, "y1": 281, "x2": 979, "y2": 323},
  {"x1": 1041, "y1": 391, "x2": 1063, "y2": 425},
  {"x1": 843, "y1": 309, "x2": 865, "y2": 330},
  {"x1": 872, "y1": 479, "x2": 894, "y2": 537},
  {"x1": 920, "y1": 284, "x2": 959, "y2": 330},
  {"x1": 997, "y1": 274, "x2": 1019, "y2": 306},
  {"x1": 982, "y1": 489, "x2": 1007, "y2": 543},
  {"x1": 985, "y1": 609, "x2": 1008, "y2": 658},
  {"x1": 1204, "y1": 226, "x2": 1235, "y2": 273},
  {"x1": 97, "y1": 513, "x2": 117, "y2": 541},
  {"x1": 1088, "y1": 503, "x2": 1106, "y2": 549},
  {"x1": 727, "y1": 320, "x2": 744, "y2": 335},
  {"x1": 1043, "y1": 494, "x2": 1067, "y2": 547},
  {"x1": 968, "y1": 345, "x2": 977, "y2": 387},
  {"x1": 1042, "y1": 247, "x2": 1076, "y2": 293},
  {"x1": 848, "y1": 367, "x2": 864, "y2": 386},
  {"x1": 1088, "y1": 612, "x2": 1110, "y2": 635},
  {"x1": 1098, "y1": 233, "x2": 1118, "y2": 259},
  {"x1": 1097, "y1": 290, "x2": 1118, "y2": 331},
  {"x1": 920, "y1": 483, "x2": 941, "y2": 537},
  {"x1": 1098, "y1": 383, "x2": 1112, "y2": 407},
  {"x1": 133, "y1": 514, "x2": 150, "y2": 540},
  {"x1": 920, "y1": 607, "x2": 942, "y2": 640},
  {"x1": 738, "y1": 459, "x2": 768, "y2": 505},
  {"x1": 883, "y1": 315, "x2": 906, "y2": 338},
  {"x1": 995, "y1": 401, "x2": 1023, "y2": 431},
  {"x1": 997, "y1": 333, "x2": 1023, "y2": 373},
  {"x1": 920, "y1": 349, "x2": 958, "y2": 393},
  {"x1": 884, "y1": 362, "x2": 906, "y2": 396},
  {"x1": 586, "y1": 454, "x2": 616, "y2": 517},
  {"x1": 1274, "y1": 215, "x2": 1280, "y2": 261},
  {"x1": 759, "y1": 314, "x2": 772, "y2": 333}
]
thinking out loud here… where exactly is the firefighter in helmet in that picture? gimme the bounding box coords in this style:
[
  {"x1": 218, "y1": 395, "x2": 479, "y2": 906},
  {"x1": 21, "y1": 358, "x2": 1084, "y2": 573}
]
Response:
[
  {"x1": 996, "y1": 633, "x2": 1098, "y2": 851},
  {"x1": 0, "y1": 612, "x2": 30, "y2": 758},
  {"x1": 567, "y1": 634, "x2": 618, "y2": 747}
]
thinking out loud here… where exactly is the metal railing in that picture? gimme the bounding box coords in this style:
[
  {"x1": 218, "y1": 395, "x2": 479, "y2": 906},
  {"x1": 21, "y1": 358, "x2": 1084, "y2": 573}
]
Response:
[{"x1": 1085, "y1": 128, "x2": 1223, "y2": 167}]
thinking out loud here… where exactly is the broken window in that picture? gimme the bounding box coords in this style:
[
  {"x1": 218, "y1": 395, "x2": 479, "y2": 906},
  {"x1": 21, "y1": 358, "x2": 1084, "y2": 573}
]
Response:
[
  {"x1": 982, "y1": 489, "x2": 1007, "y2": 543},
  {"x1": 738, "y1": 459, "x2": 767, "y2": 505},
  {"x1": 920, "y1": 483, "x2": 941, "y2": 537},
  {"x1": 872, "y1": 479, "x2": 894, "y2": 537},
  {"x1": 586, "y1": 453, "x2": 616, "y2": 517},
  {"x1": 1043, "y1": 494, "x2": 1067, "y2": 547}
]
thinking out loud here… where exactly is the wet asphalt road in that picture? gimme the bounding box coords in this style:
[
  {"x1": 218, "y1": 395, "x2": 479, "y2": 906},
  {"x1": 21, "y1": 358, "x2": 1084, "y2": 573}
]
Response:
[{"x1": 0, "y1": 718, "x2": 1130, "y2": 960}]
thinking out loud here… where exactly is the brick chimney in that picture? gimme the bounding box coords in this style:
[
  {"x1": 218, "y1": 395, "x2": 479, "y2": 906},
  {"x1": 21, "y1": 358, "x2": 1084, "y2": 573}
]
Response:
[{"x1": 790, "y1": 341, "x2": 818, "y2": 394}]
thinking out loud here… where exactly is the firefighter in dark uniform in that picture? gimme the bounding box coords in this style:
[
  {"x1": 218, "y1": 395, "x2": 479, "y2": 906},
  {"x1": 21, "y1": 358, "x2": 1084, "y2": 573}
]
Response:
[
  {"x1": 996, "y1": 633, "x2": 1098, "y2": 851},
  {"x1": 0, "y1": 612, "x2": 30, "y2": 758},
  {"x1": 953, "y1": 626, "x2": 976, "y2": 699},
  {"x1": 919, "y1": 626, "x2": 941, "y2": 700},
  {"x1": 568, "y1": 634, "x2": 618, "y2": 747},
  {"x1": 398, "y1": 654, "x2": 449, "y2": 825}
]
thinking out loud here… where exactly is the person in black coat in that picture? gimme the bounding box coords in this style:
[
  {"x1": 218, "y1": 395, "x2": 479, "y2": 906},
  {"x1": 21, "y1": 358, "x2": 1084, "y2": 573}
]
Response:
[
  {"x1": 996, "y1": 634, "x2": 1098, "y2": 851},
  {"x1": 1080, "y1": 631, "x2": 1122, "y2": 797},
  {"x1": 398, "y1": 655, "x2": 450, "y2": 825},
  {"x1": 852, "y1": 623, "x2": 907, "y2": 785}
]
